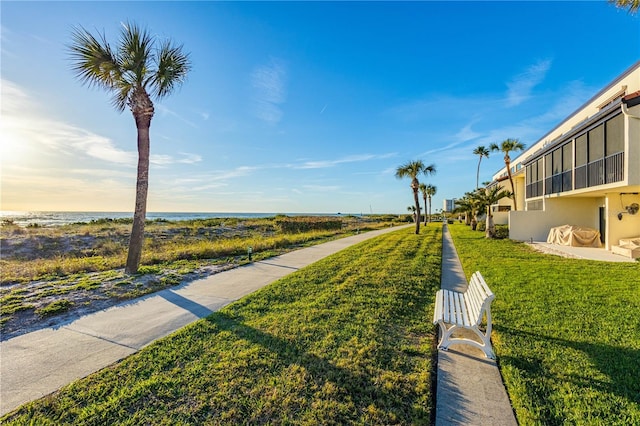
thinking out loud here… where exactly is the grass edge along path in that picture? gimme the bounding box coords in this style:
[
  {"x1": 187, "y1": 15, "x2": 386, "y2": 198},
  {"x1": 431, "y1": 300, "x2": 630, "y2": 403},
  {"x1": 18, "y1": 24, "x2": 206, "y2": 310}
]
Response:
[
  {"x1": 448, "y1": 223, "x2": 640, "y2": 426},
  {"x1": 2, "y1": 225, "x2": 442, "y2": 425}
]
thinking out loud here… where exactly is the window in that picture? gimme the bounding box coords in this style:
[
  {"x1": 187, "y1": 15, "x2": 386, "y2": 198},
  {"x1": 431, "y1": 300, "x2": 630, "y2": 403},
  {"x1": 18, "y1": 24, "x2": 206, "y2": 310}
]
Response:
[
  {"x1": 606, "y1": 114, "x2": 624, "y2": 156},
  {"x1": 552, "y1": 148, "x2": 562, "y2": 175},
  {"x1": 588, "y1": 124, "x2": 604, "y2": 161},
  {"x1": 526, "y1": 158, "x2": 544, "y2": 198},
  {"x1": 527, "y1": 200, "x2": 543, "y2": 211},
  {"x1": 544, "y1": 153, "x2": 553, "y2": 195},
  {"x1": 575, "y1": 134, "x2": 587, "y2": 189},
  {"x1": 562, "y1": 142, "x2": 573, "y2": 191},
  {"x1": 575, "y1": 134, "x2": 587, "y2": 167},
  {"x1": 562, "y1": 143, "x2": 572, "y2": 172},
  {"x1": 532, "y1": 112, "x2": 623, "y2": 194}
]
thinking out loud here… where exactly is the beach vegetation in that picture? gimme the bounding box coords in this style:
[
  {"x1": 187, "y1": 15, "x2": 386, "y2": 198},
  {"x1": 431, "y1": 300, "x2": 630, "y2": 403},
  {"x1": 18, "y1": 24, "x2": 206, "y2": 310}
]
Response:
[
  {"x1": 35, "y1": 299, "x2": 74, "y2": 317},
  {"x1": 395, "y1": 160, "x2": 436, "y2": 234},
  {"x1": 68, "y1": 22, "x2": 191, "y2": 275},
  {"x1": 1, "y1": 226, "x2": 441, "y2": 424},
  {"x1": 0, "y1": 216, "x2": 396, "y2": 339},
  {"x1": 448, "y1": 223, "x2": 640, "y2": 425}
]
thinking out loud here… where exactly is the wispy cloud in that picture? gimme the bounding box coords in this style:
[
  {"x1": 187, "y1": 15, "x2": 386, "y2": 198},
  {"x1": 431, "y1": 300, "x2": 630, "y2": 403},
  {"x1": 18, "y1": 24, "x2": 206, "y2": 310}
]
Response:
[
  {"x1": 2, "y1": 79, "x2": 137, "y2": 165},
  {"x1": 295, "y1": 153, "x2": 396, "y2": 169},
  {"x1": 303, "y1": 184, "x2": 341, "y2": 192},
  {"x1": 251, "y1": 58, "x2": 287, "y2": 125},
  {"x1": 156, "y1": 104, "x2": 198, "y2": 128},
  {"x1": 506, "y1": 59, "x2": 552, "y2": 106},
  {"x1": 2, "y1": 79, "x2": 205, "y2": 168}
]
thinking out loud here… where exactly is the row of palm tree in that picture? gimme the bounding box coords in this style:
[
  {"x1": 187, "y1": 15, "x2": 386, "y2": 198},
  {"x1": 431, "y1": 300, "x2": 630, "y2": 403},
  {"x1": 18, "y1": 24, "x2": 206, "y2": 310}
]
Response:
[
  {"x1": 395, "y1": 160, "x2": 436, "y2": 234},
  {"x1": 452, "y1": 138, "x2": 525, "y2": 239},
  {"x1": 473, "y1": 139, "x2": 525, "y2": 209},
  {"x1": 454, "y1": 186, "x2": 512, "y2": 238},
  {"x1": 419, "y1": 183, "x2": 437, "y2": 226}
]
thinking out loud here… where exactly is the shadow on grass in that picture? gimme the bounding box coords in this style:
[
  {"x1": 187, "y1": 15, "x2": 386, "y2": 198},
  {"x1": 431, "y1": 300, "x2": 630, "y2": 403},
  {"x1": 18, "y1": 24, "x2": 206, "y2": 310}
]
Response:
[
  {"x1": 204, "y1": 311, "x2": 431, "y2": 423},
  {"x1": 497, "y1": 325, "x2": 640, "y2": 405}
]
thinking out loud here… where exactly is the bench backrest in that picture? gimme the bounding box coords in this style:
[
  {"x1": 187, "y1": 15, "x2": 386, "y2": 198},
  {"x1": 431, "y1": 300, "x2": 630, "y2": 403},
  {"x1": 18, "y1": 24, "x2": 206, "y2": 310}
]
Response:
[{"x1": 464, "y1": 271, "x2": 495, "y2": 326}]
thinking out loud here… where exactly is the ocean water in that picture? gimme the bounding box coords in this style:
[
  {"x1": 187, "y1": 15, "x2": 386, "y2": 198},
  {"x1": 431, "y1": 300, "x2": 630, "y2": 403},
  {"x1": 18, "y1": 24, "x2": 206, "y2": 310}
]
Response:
[{"x1": 0, "y1": 211, "x2": 349, "y2": 227}]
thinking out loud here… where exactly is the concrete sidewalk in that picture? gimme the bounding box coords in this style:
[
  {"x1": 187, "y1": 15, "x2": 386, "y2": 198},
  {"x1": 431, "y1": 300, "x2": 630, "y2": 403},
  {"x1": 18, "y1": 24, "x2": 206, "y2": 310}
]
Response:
[
  {"x1": 0, "y1": 225, "x2": 407, "y2": 416},
  {"x1": 435, "y1": 223, "x2": 517, "y2": 425}
]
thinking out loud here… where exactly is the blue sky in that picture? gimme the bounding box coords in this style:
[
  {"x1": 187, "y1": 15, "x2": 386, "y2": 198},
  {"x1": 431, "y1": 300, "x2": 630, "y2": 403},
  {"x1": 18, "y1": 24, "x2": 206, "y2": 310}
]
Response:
[{"x1": 1, "y1": 1, "x2": 639, "y2": 214}]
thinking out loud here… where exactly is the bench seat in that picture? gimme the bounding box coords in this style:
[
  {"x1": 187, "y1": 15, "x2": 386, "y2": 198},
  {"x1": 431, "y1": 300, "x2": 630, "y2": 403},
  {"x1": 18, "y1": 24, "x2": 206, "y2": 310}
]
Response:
[{"x1": 432, "y1": 271, "x2": 495, "y2": 359}]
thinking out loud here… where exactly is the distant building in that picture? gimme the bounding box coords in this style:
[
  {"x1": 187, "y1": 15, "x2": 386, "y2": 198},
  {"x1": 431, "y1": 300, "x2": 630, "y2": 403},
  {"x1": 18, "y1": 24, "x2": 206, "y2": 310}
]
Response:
[{"x1": 443, "y1": 199, "x2": 456, "y2": 212}]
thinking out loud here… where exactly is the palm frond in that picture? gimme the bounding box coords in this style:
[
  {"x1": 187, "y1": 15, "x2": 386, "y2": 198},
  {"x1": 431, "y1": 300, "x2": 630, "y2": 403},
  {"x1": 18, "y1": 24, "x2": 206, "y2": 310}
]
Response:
[
  {"x1": 151, "y1": 40, "x2": 191, "y2": 99},
  {"x1": 69, "y1": 22, "x2": 191, "y2": 114},
  {"x1": 112, "y1": 81, "x2": 135, "y2": 112},
  {"x1": 68, "y1": 26, "x2": 122, "y2": 92},
  {"x1": 119, "y1": 21, "x2": 154, "y2": 87},
  {"x1": 423, "y1": 163, "x2": 436, "y2": 176},
  {"x1": 395, "y1": 160, "x2": 425, "y2": 179},
  {"x1": 609, "y1": 0, "x2": 639, "y2": 13}
]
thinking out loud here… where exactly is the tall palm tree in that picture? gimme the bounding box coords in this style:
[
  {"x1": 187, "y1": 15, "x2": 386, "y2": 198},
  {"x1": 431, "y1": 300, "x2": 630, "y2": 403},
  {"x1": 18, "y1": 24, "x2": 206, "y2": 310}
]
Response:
[
  {"x1": 489, "y1": 138, "x2": 525, "y2": 211},
  {"x1": 425, "y1": 184, "x2": 437, "y2": 224},
  {"x1": 69, "y1": 22, "x2": 191, "y2": 274},
  {"x1": 419, "y1": 183, "x2": 428, "y2": 226},
  {"x1": 473, "y1": 146, "x2": 490, "y2": 189},
  {"x1": 472, "y1": 187, "x2": 512, "y2": 238},
  {"x1": 610, "y1": 0, "x2": 639, "y2": 13},
  {"x1": 395, "y1": 160, "x2": 436, "y2": 234}
]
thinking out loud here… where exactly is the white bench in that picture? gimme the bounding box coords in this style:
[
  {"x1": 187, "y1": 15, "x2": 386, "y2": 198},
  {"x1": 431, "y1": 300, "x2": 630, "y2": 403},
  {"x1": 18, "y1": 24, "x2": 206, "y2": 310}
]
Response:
[{"x1": 432, "y1": 271, "x2": 495, "y2": 359}]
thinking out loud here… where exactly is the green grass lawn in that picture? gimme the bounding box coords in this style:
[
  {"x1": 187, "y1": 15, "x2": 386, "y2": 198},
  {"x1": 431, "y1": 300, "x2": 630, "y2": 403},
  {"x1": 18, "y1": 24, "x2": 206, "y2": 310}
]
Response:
[
  {"x1": 2, "y1": 225, "x2": 442, "y2": 425},
  {"x1": 448, "y1": 223, "x2": 640, "y2": 426}
]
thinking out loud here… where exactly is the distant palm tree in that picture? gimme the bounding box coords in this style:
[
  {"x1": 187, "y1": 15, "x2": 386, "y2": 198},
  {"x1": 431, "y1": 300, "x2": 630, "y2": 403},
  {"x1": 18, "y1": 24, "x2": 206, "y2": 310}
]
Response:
[
  {"x1": 69, "y1": 22, "x2": 191, "y2": 274},
  {"x1": 610, "y1": 0, "x2": 639, "y2": 13},
  {"x1": 473, "y1": 146, "x2": 490, "y2": 189},
  {"x1": 425, "y1": 184, "x2": 437, "y2": 224},
  {"x1": 472, "y1": 187, "x2": 512, "y2": 238},
  {"x1": 453, "y1": 195, "x2": 474, "y2": 227},
  {"x1": 395, "y1": 160, "x2": 436, "y2": 234},
  {"x1": 419, "y1": 183, "x2": 428, "y2": 225},
  {"x1": 490, "y1": 138, "x2": 525, "y2": 211},
  {"x1": 407, "y1": 205, "x2": 417, "y2": 223}
]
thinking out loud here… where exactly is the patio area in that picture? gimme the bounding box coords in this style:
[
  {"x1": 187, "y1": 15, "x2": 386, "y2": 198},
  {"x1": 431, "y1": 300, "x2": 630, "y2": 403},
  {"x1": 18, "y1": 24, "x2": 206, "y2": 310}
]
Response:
[{"x1": 527, "y1": 242, "x2": 638, "y2": 263}]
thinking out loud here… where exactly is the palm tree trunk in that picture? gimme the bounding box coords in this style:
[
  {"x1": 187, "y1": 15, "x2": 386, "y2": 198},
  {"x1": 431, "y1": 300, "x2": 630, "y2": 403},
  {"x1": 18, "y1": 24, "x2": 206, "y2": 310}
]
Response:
[
  {"x1": 125, "y1": 126, "x2": 150, "y2": 274},
  {"x1": 428, "y1": 195, "x2": 432, "y2": 223},
  {"x1": 505, "y1": 157, "x2": 518, "y2": 211},
  {"x1": 476, "y1": 159, "x2": 481, "y2": 189},
  {"x1": 423, "y1": 195, "x2": 427, "y2": 226},
  {"x1": 125, "y1": 93, "x2": 154, "y2": 274},
  {"x1": 413, "y1": 189, "x2": 421, "y2": 234},
  {"x1": 486, "y1": 206, "x2": 495, "y2": 238}
]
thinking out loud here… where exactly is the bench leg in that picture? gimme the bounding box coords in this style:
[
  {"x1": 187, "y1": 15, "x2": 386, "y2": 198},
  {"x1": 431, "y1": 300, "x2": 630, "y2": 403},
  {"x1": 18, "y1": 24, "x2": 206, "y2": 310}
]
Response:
[{"x1": 436, "y1": 321, "x2": 495, "y2": 359}]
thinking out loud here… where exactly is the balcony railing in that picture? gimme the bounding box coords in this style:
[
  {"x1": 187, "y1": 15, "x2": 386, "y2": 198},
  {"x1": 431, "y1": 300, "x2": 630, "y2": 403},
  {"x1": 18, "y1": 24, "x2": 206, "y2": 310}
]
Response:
[
  {"x1": 575, "y1": 165, "x2": 587, "y2": 189},
  {"x1": 605, "y1": 151, "x2": 624, "y2": 184},
  {"x1": 528, "y1": 151, "x2": 624, "y2": 199}
]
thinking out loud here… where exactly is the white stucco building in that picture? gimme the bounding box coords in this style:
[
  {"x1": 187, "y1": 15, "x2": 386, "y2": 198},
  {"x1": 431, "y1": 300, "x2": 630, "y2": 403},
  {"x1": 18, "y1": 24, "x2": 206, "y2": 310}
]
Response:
[{"x1": 489, "y1": 61, "x2": 640, "y2": 257}]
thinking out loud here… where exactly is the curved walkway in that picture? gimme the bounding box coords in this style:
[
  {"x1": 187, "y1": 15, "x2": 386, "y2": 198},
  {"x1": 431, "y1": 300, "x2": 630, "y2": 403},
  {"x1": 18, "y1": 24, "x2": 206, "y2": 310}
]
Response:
[{"x1": 0, "y1": 225, "x2": 408, "y2": 416}]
